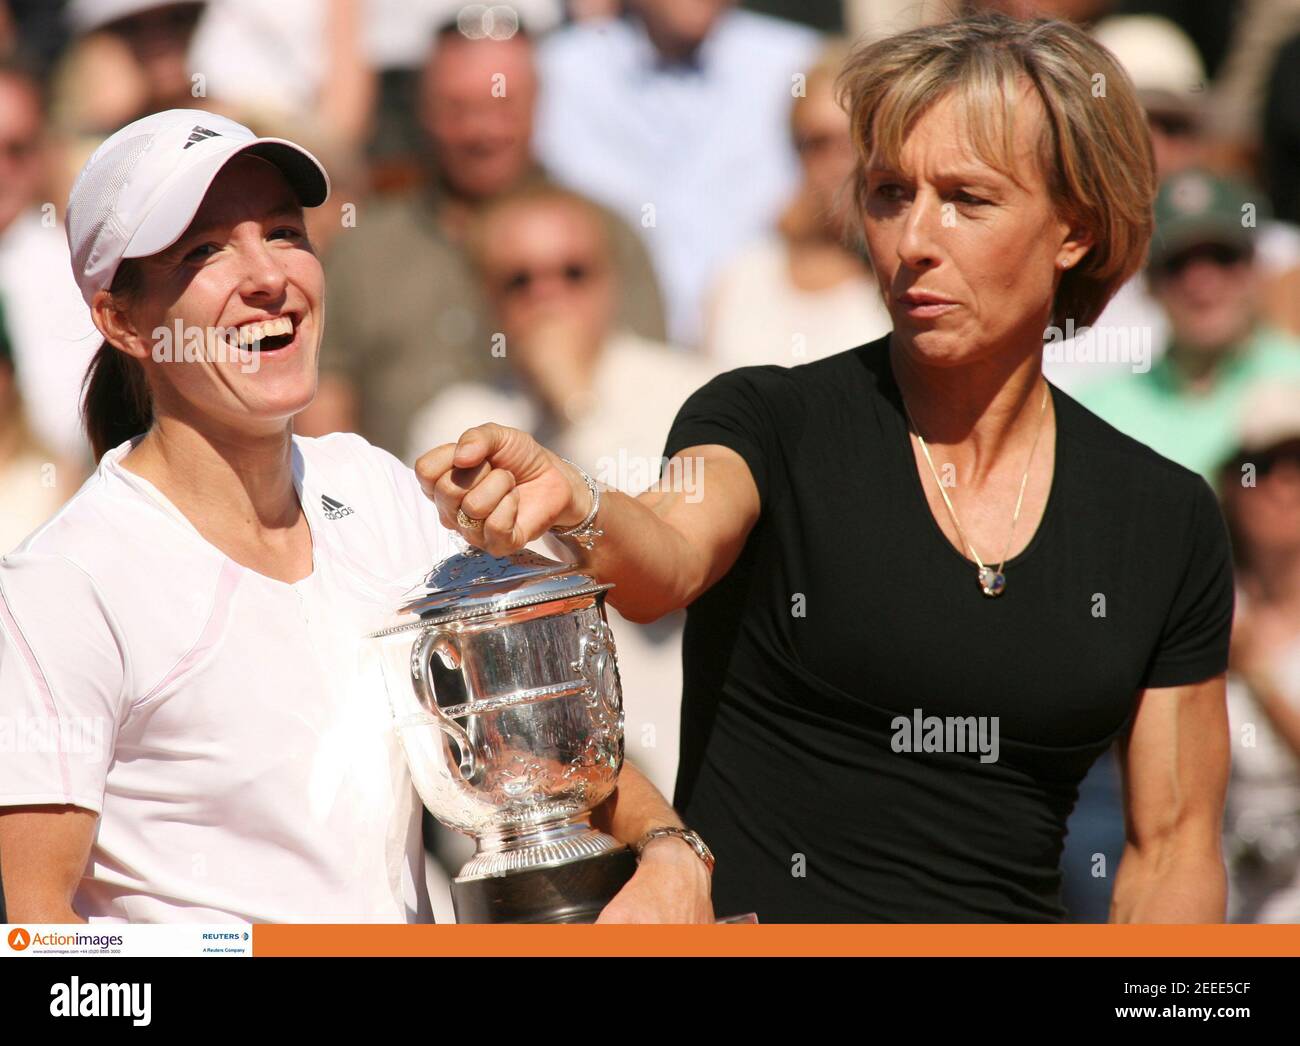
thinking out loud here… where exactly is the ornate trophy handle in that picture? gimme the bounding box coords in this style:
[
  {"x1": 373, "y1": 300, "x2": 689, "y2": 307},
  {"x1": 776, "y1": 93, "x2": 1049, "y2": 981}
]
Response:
[
  {"x1": 406, "y1": 627, "x2": 478, "y2": 782},
  {"x1": 575, "y1": 619, "x2": 623, "y2": 724}
]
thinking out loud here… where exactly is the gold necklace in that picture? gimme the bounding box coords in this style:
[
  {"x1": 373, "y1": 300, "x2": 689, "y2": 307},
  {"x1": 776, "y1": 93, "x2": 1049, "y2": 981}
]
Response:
[{"x1": 903, "y1": 382, "x2": 1050, "y2": 598}]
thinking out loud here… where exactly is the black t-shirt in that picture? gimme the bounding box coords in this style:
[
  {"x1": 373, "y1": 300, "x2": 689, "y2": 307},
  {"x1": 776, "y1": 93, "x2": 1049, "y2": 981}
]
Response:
[{"x1": 661, "y1": 336, "x2": 1234, "y2": 923}]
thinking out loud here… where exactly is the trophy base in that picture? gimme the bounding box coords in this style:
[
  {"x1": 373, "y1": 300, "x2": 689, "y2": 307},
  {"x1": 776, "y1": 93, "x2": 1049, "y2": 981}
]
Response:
[{"x1": 451, "y1": 847, "x2": 638, "y2": 924}]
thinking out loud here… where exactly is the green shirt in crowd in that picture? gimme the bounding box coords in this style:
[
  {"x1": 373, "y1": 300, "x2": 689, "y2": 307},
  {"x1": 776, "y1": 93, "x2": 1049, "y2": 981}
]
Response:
[{"x1": 1074, "y1": 325, "x2": 1300, "y2": 481}]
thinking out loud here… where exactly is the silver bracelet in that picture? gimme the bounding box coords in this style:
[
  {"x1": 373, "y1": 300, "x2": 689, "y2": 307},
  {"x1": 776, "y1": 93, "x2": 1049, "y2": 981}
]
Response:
[
  {"x1": 634, "y1": 826, "x2": 715, "y2": 875},
  {"x1": 550, "y1": 457, "x2": 604, "y2": 550}
]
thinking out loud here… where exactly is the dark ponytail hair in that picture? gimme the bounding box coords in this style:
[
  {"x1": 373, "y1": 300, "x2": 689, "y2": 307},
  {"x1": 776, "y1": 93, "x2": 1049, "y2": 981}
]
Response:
[{"x1": 81, "y1": 260, "x2": 152, "y2": 460}]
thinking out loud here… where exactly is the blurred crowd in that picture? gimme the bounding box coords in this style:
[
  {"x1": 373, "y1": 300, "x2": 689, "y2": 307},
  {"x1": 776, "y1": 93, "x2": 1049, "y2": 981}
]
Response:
[{"x1": 0, "y1": 0, "x2": 1298, "y2": 924}]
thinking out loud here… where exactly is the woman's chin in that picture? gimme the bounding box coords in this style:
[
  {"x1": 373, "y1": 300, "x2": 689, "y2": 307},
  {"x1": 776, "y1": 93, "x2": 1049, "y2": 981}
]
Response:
[
  {"x1": 898, "y1": 330, "x2": 979, "y2": 368},
  {"x1": 234, "y1": 387, "x2": 317, "y2": 425}
]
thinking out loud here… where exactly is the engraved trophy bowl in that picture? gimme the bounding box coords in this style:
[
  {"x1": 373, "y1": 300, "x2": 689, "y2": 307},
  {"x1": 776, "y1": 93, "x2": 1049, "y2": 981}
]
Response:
[{"x1": 368, "y1": 542, "x2": 636, "y2": 923}]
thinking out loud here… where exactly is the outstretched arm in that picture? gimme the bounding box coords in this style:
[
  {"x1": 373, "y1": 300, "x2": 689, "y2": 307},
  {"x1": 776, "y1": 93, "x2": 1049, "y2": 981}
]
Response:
[{"x1": 414, "y1": 423, "x2": 761, "y2": 623}]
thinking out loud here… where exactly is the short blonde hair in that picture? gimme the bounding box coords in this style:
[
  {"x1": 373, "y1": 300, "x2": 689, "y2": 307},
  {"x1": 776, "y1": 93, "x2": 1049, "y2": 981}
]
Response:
[{"x1": 837, "y1": 13, "x2": 1155, "y2": 328}]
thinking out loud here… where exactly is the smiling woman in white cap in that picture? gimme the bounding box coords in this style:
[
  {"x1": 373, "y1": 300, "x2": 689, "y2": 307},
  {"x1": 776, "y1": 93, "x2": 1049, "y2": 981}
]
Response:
[{"x1": 0, "y1": 109, "x2": 711, "y2": 924}]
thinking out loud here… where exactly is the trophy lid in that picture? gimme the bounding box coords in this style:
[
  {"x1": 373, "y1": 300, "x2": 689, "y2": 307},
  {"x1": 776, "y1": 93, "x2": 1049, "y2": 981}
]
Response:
[{"x1": 368, "y1": 542, "x2": 612, "y2": 638}]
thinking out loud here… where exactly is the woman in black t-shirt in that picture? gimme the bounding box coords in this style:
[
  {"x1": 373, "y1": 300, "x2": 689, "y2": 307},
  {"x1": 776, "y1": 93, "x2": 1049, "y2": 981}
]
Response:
[{"x1": 416, "y1": 15, "x2": 1233, "y2": 922}]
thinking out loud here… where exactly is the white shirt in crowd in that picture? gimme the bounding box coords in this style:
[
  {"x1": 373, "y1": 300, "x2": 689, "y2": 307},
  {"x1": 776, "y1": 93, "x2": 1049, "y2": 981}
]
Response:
[
  {"x1": 0, "y1": 432, "x2": 459, "y2": 923},
  {"x1": 703, "y1": 236, "x2": 893, "y2": 369},
  {"x1": 534, "y1": 11, "x2": 822, "y2": 347},
  {"x1": 0, "y1": 209, "x2": 99, "y2": 466},
  {"x1": 187, "y1": 1, "x2": 565, "y2": 121},
  {"x1": 187, "y1": 0, "x2": 330, "y2": 121}
]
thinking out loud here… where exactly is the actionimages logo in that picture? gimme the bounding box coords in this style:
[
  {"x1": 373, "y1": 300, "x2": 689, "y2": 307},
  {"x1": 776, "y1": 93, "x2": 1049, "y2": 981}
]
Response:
[{"x1": 16, "y1": 929, "x2": 124, "y2": 950}]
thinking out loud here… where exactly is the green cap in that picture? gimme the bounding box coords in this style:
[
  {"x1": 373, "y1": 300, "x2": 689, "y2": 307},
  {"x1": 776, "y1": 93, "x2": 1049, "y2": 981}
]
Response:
[{"x1": 1150, "y1": 168, "x2": 1266, "y2": 270}]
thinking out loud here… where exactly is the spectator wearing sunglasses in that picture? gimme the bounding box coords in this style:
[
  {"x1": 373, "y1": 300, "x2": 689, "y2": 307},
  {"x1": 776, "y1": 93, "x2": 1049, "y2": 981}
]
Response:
[
  {"x1": 1218, "y1": 381, "x2": 1300, "y2": 921},
  {"x1": 1076, "y1": 168, "x2": 1300, "y2": 480}
]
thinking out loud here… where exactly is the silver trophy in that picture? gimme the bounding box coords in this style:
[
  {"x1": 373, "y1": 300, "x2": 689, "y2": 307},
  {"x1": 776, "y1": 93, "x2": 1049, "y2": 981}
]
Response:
[{"x1": 368, "y1": 543, "x2": 636, "y2": 923}]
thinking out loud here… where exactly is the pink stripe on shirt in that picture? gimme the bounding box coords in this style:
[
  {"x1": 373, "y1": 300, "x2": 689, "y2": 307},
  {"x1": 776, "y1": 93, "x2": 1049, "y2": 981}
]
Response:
[
  {"x1": 0, "y1": 583, "x2": 74, "y2": 800},
  {"x1": 136, "y1": 558, "x2": 242, "y2": 706}
]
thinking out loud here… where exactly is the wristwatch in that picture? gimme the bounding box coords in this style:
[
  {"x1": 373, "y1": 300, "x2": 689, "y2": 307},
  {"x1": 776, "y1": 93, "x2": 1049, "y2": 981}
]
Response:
[{"x1": 634, "y1": 826, "x2": 715, "y2": 875}]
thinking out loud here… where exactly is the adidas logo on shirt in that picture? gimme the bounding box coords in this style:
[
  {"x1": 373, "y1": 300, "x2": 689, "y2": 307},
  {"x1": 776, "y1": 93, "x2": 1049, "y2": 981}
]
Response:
[
  {"x1": 321, "y1": 495, "x2": 354, "y2": 520},
  {"x1": 183, "y1": 126, "x2": 221, "y2": 149}
]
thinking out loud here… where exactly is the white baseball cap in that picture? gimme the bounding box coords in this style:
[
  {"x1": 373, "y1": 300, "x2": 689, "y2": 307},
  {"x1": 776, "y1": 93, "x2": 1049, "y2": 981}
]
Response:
[
  {"x1": 66, "y1": 108, "x2": 330, "y2": 306},
  {"x1": 1092, "y1": 15, "x2": 1206, "y2": 117}
]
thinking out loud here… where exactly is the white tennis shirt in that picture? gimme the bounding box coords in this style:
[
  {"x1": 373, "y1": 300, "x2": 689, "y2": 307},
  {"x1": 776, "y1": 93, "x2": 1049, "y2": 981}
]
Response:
[{"x1": 0, "y1": 432, "x2": 459, "y2": 923}]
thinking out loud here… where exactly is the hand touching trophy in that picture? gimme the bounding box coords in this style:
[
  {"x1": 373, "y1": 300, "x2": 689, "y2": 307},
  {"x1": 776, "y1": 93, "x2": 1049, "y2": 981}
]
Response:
[{"x1": 392, "y1": 424, "x2": 727, "y2": 924}]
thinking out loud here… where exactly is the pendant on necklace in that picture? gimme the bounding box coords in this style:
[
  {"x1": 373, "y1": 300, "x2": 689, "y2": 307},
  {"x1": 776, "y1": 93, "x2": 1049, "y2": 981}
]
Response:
[{"x1": 978, "y1": 567, "x2": 1007, "y2": 598}]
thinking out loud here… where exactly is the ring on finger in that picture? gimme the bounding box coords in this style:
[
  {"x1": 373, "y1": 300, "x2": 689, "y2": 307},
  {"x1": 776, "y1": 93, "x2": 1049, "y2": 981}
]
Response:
[{"x1": 456, "y1": 507, "x2": 485, "y2": 530}]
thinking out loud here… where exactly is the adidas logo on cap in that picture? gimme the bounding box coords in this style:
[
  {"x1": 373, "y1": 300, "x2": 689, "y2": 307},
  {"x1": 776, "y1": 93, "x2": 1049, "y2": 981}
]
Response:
[
  {"x1": 321, "y1": 495, "x2": 354, "y2": 520},
  {"x1": 183, "y1": 126, "x2": 222, "y2": 149}
]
